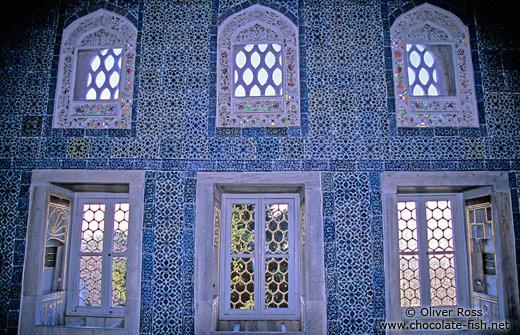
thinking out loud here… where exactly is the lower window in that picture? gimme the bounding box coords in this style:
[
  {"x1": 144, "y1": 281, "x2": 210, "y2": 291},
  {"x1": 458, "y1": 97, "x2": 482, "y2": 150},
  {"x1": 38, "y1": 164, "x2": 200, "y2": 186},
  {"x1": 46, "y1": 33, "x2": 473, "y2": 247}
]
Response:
[
  {"x1": 382, "y1": 172, "x2": 519, "y2": 331},
  {"x1": 19, "y1": 170, "x2": 144, "y2": 334},
  {"x1": 220, "y1": 194, "x2": 299, "y2": 320},
  {"x1": 397, "y1": 194, "x2": 469, "y2": 309},
  {"x1": 195, "y1": 172, "x2": 328, "y2": 335},
  {"x1": 68, "y1": 195, "x2": 129, "y2": 316}
]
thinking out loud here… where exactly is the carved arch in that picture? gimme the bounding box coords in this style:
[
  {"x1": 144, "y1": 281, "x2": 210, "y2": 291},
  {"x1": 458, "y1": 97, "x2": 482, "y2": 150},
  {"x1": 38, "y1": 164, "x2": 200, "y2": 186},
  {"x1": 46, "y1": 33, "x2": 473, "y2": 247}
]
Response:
[
  {"x1": 216, "y1": 4, "x2": 300, "y2": 127},
  {"x1": 53, "y1": 9, "x2": 137, "y2": 129},
  {"x1": 390, "y1": 3, "x2": 479, "y2": 127}
]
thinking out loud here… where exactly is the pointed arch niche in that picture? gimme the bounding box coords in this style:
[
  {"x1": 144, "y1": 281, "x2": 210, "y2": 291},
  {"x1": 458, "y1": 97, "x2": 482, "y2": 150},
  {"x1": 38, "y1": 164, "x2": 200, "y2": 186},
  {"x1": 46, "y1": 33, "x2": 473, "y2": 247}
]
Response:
[
  {"x1": 52, "y1": 9, "x2": 137, "y2": 129},
  {"x1": 390, "y1": 3, "x2": 479, "y2": 127},
  {"x1": 216, "y1": 4, "x2": 300, "y2": 128}
]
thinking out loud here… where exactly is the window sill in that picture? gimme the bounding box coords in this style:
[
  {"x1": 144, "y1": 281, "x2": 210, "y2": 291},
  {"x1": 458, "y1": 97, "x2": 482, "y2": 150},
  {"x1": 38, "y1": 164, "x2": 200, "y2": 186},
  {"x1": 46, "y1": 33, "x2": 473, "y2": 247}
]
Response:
[
  {"x1": 63, "y1": 315, "x2": 124, "y2": 328},
  {"x1": 211, "y1": 332, "x2": 304, "y2": 335},
  {"x1": 35, "y1": 325, "x2": 124, "y2": 335}
]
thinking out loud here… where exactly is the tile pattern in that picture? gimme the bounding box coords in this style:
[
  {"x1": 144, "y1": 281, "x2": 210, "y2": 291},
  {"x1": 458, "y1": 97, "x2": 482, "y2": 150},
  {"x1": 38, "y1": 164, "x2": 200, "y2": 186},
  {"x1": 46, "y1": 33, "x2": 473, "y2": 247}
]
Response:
[
  {"x1": 139, "y1": 171, "x2": 195, "y2": 334},
  {"x1": 0, "y1": 0, "x2": 518, "y2": 334}
]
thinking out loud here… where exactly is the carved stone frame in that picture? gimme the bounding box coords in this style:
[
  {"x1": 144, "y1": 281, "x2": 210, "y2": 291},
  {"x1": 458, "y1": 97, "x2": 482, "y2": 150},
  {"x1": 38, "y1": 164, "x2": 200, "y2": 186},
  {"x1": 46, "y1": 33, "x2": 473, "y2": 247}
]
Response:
[
  {"x1": 19, "y1": 170, "x2": 145, "y2": 335},
  {"x1": 52, "y1": 9, "x2": 137, "y2": 129},
  {"x1": 390, "y1": 3, "x2": 479, "y2": 127},
  {"x1": 195, "y1": 172, "x2": 326, "y2": 335},
  {"x1": 216, "y1": 4, "x2": 300, "y2": 128},
  {"x1": 381, "y1": 171, "x2": 520, "y2": 333}
]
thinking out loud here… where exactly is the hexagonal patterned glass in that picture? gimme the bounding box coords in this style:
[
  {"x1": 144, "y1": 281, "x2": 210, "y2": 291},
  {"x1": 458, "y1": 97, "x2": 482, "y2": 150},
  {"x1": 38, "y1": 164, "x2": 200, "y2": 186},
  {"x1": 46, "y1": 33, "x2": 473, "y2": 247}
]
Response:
[
  {"x1": 77, "y1": 201, "x2": 129, "y2": 310},
  {"x1": 265, "y1": 203, "x2": 289, "y2": 254},
  {"x1": 113, "y1": 203, "x2": 129, "y2": 253},
  {"x1": 426, "y1": 200, "x2": 456, "y2": 306},
  {"x1": 426, "y1": 200, "x2": 454, "y2": 252},
  {"x1": 112, "y1": 256, "x2": 127, "y2": 307},
  {"x1": 112, "y1": 202, "x2": 129, "y2": 307},
  {"x1": 231, "y1": 204, "x2": 255, "y2": 254},
  {"x1": 230, "y1": 203, "x2": 256, "y2": 309},
  {"x1": 399, "y1": 254, "x2": 421, "y2": 307},
  {"x1": 230, "y1": 257, "x2": 255, "y2": 309},
  {"x1": 398, "y1": 201, "x2": 418, "y2": 253},
  {"x1": 264, "y1": 203, "x2": 290, "y2": 309},
  {"x1": 79, "y1": 256, "x2": 102, "y2": 307},
  {"x1": 265, "y1": 257, "x2": 289, "y2": 308},
  {"x1": 398, "y1": 201, "x2": 420, "y2": 307},
  {"x1": 81, "y1": 203, "x2": 105, "y2": 253},
  {"x1": 398, "y1": 199, "x2": 458, "y2": 308}
]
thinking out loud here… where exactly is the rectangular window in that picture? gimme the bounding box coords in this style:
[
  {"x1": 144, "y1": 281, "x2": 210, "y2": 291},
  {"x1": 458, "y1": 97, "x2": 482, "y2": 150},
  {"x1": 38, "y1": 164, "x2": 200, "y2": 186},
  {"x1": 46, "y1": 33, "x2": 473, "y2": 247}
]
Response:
[
  {"x1": 382, "y1": 172, "x2": 517, "y2": 328},
  {"x1": 397, "y1": 195, "x2": 466, "y2": 309},
  {"x1": 220, "y1": 194, "x2": 299, "y2": 320},
  {"x1": 69, "y1": 195, "x2": 129, "y2": 316},
  {"x1": 74, "y1": 48, "x2": 123, "y2": 101},
  {"x1": 233, "y1": 43, "x2": 283, "y2": 98},
  {"x1": 406, "y1": 43, "x2": 456, "y2": 96}
]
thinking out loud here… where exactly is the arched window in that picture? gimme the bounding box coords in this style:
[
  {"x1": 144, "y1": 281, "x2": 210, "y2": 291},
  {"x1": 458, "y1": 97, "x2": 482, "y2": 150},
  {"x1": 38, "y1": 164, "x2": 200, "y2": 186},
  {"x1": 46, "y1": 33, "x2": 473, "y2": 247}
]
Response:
[
  {"x1": 390, "y1": 4, "x2": 478, "y2": 127},
  {"x1": 52, "y1": 9, "x2": 137, "y2": 129},
  {"x1": 216, "y1": 5, "x2": 300, "y2": 128}
]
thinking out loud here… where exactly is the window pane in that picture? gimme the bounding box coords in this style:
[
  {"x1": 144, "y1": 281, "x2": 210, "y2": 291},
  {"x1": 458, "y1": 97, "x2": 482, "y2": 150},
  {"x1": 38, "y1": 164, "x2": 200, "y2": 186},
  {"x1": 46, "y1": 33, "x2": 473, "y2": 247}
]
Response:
[
  {"x1": 399, "y1": 254, "x2": 421, "y2": 307},
  {"x1": 113, "y1": 203, "x2": 130, "y2": 253},
  {"x1": 74, "y1": 48, "x2": 123, "y2": 101},
  {"x1": 230, "y1": 257, "x2": 255, "y2": 309},
  {"x1": 81, "y1": 203, "x2": 105, "y2": 253},
  {"x1": 265, "y1": 257, "x2": 289, "y2": 308},
  {"x1": 233, "y1": 43, "x2": 283, "y2": 97},
  {"x1": 112, "y1": 256, "x2": 127, "y2": 307},
  {"x1": 398, "y1": 201, "x2": 418, "y2": 252},
  {"x1": 265, "y1": 203, "x2": 289, "y2": 254},
  {"x1": 231, "y1": 204, "x2": 255, "y2": 254},
  {"x1": 429, "y1": 253, "x2": 457, "y2": 306},
  {"x1": 406, "y1": 44, "x2": 455, "y2": 97},
  {"x1": 426, "y1": 200, "x2": 454, "y2": 252},
  {"x1": 78, "y1": 256, "x2": 102, "y2": 307}
]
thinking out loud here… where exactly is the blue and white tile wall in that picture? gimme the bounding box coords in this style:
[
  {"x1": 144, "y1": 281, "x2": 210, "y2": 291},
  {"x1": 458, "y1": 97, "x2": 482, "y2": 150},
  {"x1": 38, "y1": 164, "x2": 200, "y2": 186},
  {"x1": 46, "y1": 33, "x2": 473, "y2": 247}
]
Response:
[{"x1": 0, "y1": 0, "x2": 519, "y2": 334}]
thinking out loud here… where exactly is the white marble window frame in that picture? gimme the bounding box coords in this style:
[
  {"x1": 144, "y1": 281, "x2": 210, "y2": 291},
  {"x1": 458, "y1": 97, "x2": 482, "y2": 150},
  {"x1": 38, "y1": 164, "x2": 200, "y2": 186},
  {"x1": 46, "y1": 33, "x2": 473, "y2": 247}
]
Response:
[
  {"x1": 216, "y1": 5, "x2": 300, "y2": 128},
  {"x1": 195, "y1": 172, "x2": 326, "y2": 335},
  {"x1": 52, "y1": 9, "x2": 137, "y2": 129},
  {"x1": 390, "y1": 3, "x2": 479, "y2": 127},
  {"x1": 381, "y1": 171, "x2": 519, "y2": 333},
  {"x1": 19, "y1": 170, "x2": 145, "y2": 335}
]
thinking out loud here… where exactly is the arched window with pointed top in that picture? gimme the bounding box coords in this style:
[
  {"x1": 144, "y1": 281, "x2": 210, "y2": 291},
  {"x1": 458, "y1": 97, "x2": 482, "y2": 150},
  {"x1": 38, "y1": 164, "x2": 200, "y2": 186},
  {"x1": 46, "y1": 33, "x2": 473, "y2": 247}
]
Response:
[
  {"x1": 216, "y1": 4, "x2": 300, "y2": 128},
  {"x1": 52, "y1": 9, "x2": 137, "y2": 129},
  {"x1": 390, "y1": 3, "x2": 479, "y2": 127}
]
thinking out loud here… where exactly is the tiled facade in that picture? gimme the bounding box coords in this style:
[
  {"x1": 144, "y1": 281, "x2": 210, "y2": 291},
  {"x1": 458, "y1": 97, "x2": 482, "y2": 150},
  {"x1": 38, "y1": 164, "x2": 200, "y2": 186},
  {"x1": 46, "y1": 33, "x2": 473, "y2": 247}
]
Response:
[{"x1": 0, "y1": 0, "x2": 519, "y2": 334}]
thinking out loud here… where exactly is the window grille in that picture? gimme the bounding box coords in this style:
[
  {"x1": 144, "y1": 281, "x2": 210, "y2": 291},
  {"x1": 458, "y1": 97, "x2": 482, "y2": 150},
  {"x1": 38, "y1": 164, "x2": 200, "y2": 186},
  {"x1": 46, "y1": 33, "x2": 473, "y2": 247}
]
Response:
[
  {"x1": 406, "y1": 44, "x2": 456, "y2": 97},
  {"x1": 70, "y1": 196, "x2": 129, "y2": 315},
  {"x1": 74, "y1": 48, "x2": 123, "y2": 101},
  {"x1": 220, "y1": 194, "x2": 299, "y2": 319},
  {"x1": 398, "y1": 197, "x2": 459, "y2": 308}
]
